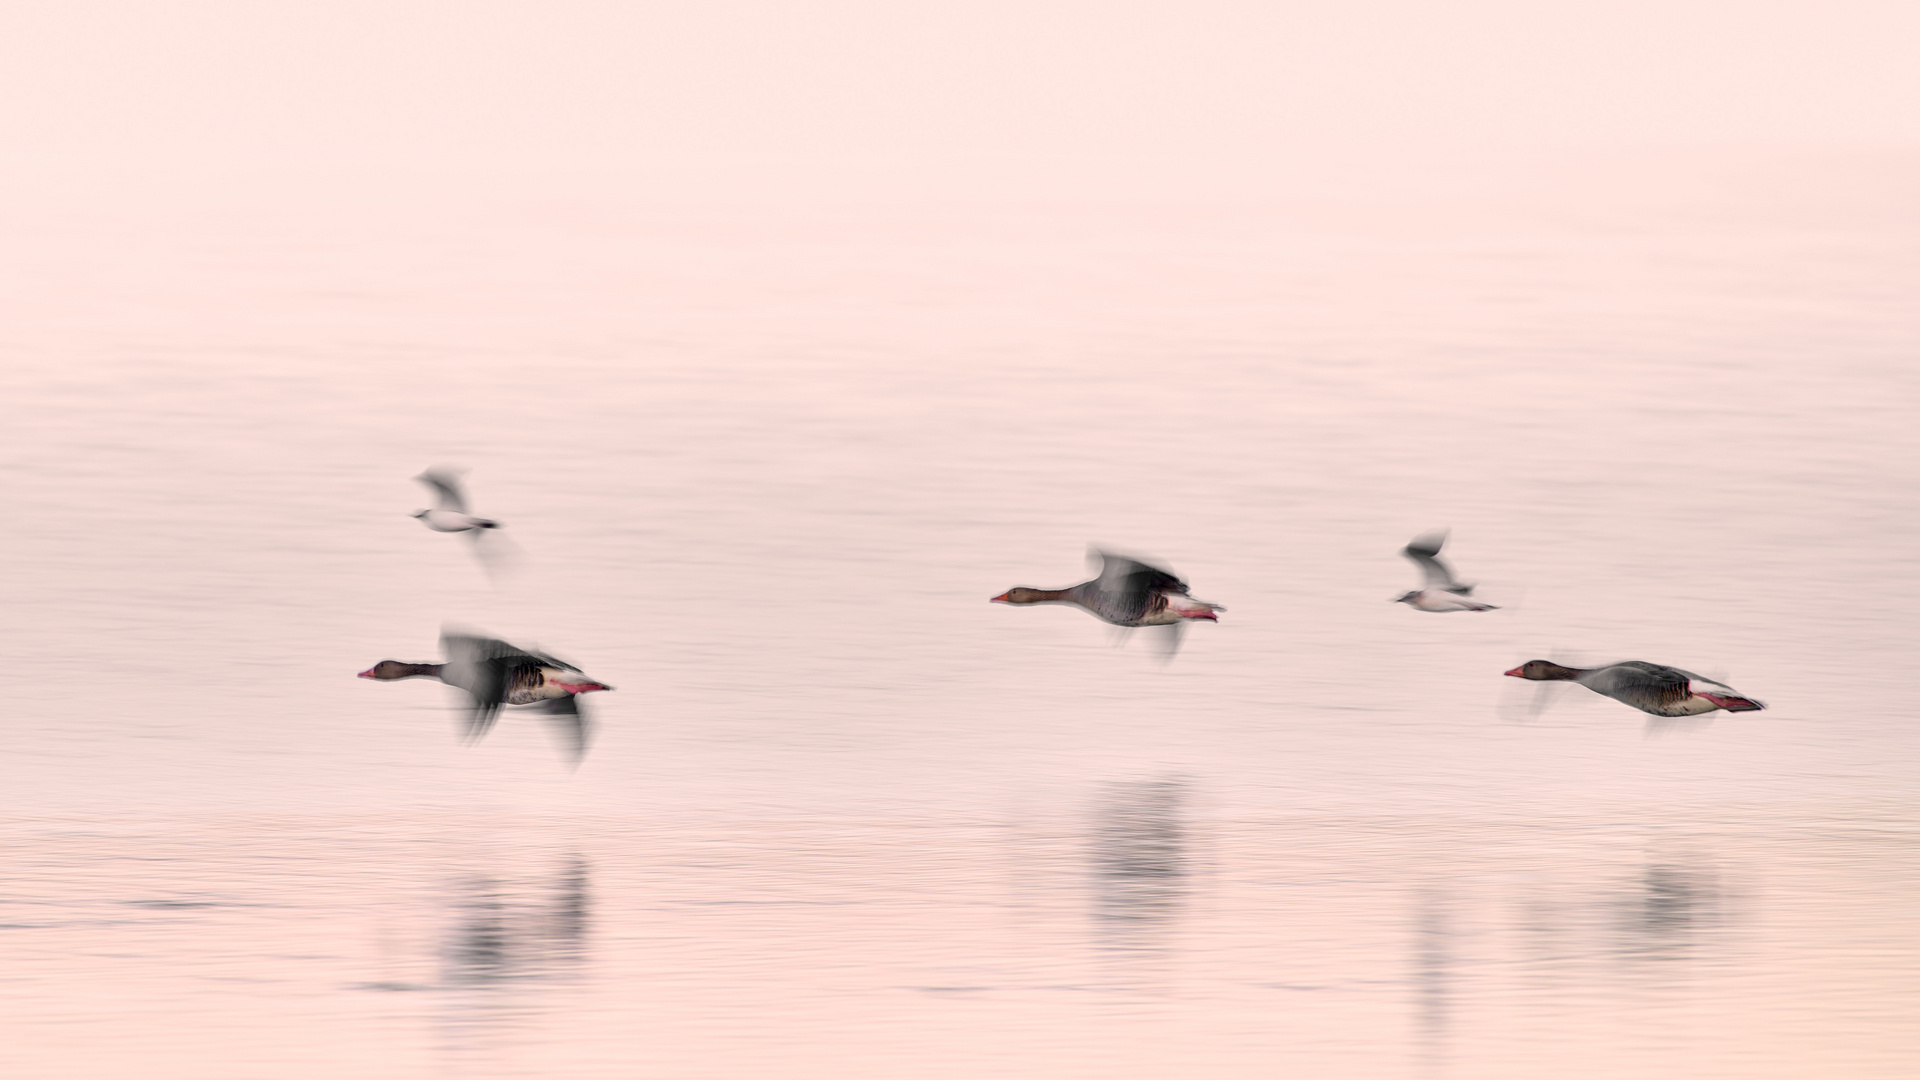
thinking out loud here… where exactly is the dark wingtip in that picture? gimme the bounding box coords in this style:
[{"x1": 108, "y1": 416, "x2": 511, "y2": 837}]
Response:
[{"x1": 1402, "y1": 528, "x2": 1449, "y2": 558}]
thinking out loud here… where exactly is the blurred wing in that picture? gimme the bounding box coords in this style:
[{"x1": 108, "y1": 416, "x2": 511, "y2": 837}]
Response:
[
  {"x1": 1665, "y1": 666, "x2": 1734, "y2": 694},
  {"x1": 542, "y1": 695, "x2": 591, "y2": 766},
  {"x1": 1147, "y1": 621, "x2": 1185, "y2": 663},
  {"x1": 514, "y1": 641, "x2": 584, "y2": 674},
  {"x1": 1499, "y1": 677, "x2": 1573, "y2": 723},
  {"x1": 414, "y1": 468, "x2": 469, "y2": 513},
  {"x1": 1644, "y1": 715, "x2": 1715, "y2": 739},
  {"x1": 462, "y1": 662, "x2": 505, "y2": 743},
  {"x1": 441, "y1": 630, "x2": 532, "y2": 740},
  {"x1": 1090, "y1": 548, "x2": 1188, "y2": 623},
  {"x1": 467, "y1": 529, "x2": 525, "y2": 581},
  {"x1": 1402, "y1": 531, "x2": 1469, "y2": 593}
]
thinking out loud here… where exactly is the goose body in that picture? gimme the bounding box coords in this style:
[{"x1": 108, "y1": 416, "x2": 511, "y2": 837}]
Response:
[
  {"x1": 358, "y1": 631, "x2": 610, "y2": 762},
  {"x1": 1505, "y1": 659, "x2": 1764, "y2": 717},
  {"x1": 993, "y1": 550, "x2": 1223, "y2": 628},
  {"x1": 1394, "y1": 530, "x2": 1497, "y2": 612}
]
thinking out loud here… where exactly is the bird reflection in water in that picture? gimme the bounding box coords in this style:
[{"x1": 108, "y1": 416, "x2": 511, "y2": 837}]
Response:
[
  {"x1": 1411, "y1": 890, "x2": 1456, "y2": 1075},
  {"x1": 435, "y1": 856, "x2": 591, "y2": 1062},
  {"x1": 1089, "y1": 778, "x2": 1187, "y2": 991},
  {"x1": 1614, "y1": 860, "x2": 1723, "y2": 964}
]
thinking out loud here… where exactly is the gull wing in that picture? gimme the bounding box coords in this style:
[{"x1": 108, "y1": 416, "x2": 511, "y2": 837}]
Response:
[
  {"x1": 1401, "y1": 530, "x2": 1472, "y2": 594},
  {"x1": 414, "y1": 467, "x2": 470, "y2": 513}
]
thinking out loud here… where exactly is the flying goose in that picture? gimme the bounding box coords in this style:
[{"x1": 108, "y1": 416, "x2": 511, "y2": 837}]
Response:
[
  {"x1": 358, "y1": 631, "x2": 610, "y2": 763},
  {"x1": 1504, "y1": 659, "x2": 1764, "y2": 717},
  {"x1": 993, "y1": 549, "x2": 1223, "y2": 629}
]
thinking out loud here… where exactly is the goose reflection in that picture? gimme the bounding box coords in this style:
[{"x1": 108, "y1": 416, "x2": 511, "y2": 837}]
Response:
[
  {"x1": 1614, "y1": 860, "x2": 1722, "y2": 962},
  {"x1": 443, "y1": 855, "x2": 591, "y2": 987},
  {"x1": 434, "y1": 855, "x2": 591, "y2": 1062},
  {"x1": 1089, "y1": 778, "x2": 1187, "y2": 989}
]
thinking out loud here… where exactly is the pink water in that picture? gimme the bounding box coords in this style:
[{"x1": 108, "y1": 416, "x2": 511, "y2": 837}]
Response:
[{"x1": 2, "y1": 165, "x2": 1917, "y2": 1076}]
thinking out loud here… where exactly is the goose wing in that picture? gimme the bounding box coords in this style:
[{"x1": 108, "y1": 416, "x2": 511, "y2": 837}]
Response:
[
  {"x1": 414, "y1": 467, "x2": 470, "y2": 513},
  {"x1": 1662, "y1": 665, "x2": 1735, "y2": 695},
  {"x1": 1087, "y1": 549, "x2": 1188, "y2": 624},
  {"x1": 1582, "y1": 661, "x2": 1690, "y2": 713},
  {"x1": 541, "y1": 694, "x2": 592, "y2": 766},
  {"x1": 440, "y1": 630, "x2": 541, "y2": 740},
  {"x1": 1401, "y1": 530, "x2": 1472, "y2": 594}
]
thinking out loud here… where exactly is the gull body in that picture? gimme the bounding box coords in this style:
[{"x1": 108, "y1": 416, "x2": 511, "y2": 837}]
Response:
[
  {"x1": 1394, "y1": 530, "x2": 1497, "y2": 612},
  {"x1": 412, "y1": 468, "x2": 500, "y2": 534}
]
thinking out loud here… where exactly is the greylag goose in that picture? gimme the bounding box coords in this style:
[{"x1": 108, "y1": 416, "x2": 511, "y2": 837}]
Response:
[
  {"x1": 1504, "y1": 659, "x2": 1764, "y2": 717},
  {"x1": 993, "y1": 550, "x2": 1223, "y2": 627},
  {"x1": 358, "y1": 631, "x2": 611, "y2": 762},
  {"x1": 1394, "y1": 530, "x2": 1497, "y2": 612},
  {"x1": 412, "y1": 467, "x2": 500, "y2": 534}
]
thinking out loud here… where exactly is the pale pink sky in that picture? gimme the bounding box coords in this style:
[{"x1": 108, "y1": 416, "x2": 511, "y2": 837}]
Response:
[{"x1": 2, "y1": 0, "x2": 1916, "y2": 202}]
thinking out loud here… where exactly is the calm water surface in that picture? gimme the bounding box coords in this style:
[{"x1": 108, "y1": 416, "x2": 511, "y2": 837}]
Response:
[{"x1": 1, "y1": 174, "x2": 1916, "y2": 1076}]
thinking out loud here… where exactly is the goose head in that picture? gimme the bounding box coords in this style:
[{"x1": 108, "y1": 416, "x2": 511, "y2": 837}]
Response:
[{"x1": 991, "y1": 588, "x2": 1053, "y2": 604}]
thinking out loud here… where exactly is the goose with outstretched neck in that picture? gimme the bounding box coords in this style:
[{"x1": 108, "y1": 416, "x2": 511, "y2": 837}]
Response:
[
  {"x1": 993, "y1": 550, "x2": 1223, "y2": 627},
  {"x1": 1505, "y1": 659, "x2": 1764, "y2": 717},
  {"x1": 358, "y1": 630, "x2": 611, "y2": 763}
]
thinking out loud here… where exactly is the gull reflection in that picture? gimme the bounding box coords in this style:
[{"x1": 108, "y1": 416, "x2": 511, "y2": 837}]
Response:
[
  {"x1": 1089, "y1": 778, "x2": 1187, "y2": 990},
  {"x1": 1412, "y1": 890, "x2": 1455, "y2": 1072}
]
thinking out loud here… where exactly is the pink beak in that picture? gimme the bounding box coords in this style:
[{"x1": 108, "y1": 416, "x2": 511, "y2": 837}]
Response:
[
  {"x1": 356, "y1": 668, "x2": 378, "y2": 679},
  {"x1": 1503, "y1": 666, "x2": 1525, "y2": 677}
]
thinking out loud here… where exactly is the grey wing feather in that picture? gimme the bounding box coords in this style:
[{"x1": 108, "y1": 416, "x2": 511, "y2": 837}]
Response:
[
  {"x1": 542, "y1": 694, "x2": 591, "y2": 765},
  {"x1": 1661, "y1": 665, "x2": 1732, "y2": 692},
  {"x1": 443, "y1": 631, "x2": 562, "y2": 672},
  {"x1": 1402, "y1": 531, "x2": 1471, "y2": 594},
  {"x1": 440, "y1": 631, "x2": 530, "y2": 743},
  {"x1": 414, "y1": 468, "x2": 469, "y2": 513},
  {"x1": 1586, "y1": 661, "x2": 1689, "y2": 712},
  {"x1": 1090, "y1": 549, "x2": 1188, "y2": 624},
  {"x1": 462, "y1": 660, "x2": 505, "y2": 743}
]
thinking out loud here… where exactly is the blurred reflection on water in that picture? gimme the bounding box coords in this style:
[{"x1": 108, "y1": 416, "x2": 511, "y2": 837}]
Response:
[
  {"x1": 1411, "y1": 889, "x2": 1453, "y2": 1069},
  {"x1": 1090, "y1": 778, "x2": 1186, "y2": 991},
  {"x1": 1, "y1": 812, "x2": 1917, "y2": 1078},
  {"x1": 1615, "y1": 860, "x2": 1721, "y2": 963},
  {"x1": 435, "y1": 856, "x2": 590, "y2": 1071},
  {"x1": 443, "y1": 856, "x2": 590, "y2": 988},
  {"x1": 2, "y1": 178, "x2": 1917, "y2": 1076}
]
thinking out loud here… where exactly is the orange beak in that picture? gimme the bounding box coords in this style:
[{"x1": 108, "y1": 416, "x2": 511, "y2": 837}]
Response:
[
  {"x1": 1503, "y1": 666, "x2": 1525, "y2": 677},
  {"x1": 356, "y1": 668, "x2": 378, "y2": 679},
  {"x1": 990, "y1": 592, "x2": 1010, "y2": 603}
]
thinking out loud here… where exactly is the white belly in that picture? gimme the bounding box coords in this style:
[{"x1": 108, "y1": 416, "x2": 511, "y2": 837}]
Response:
[
  {"x1": 420, "y1": 510, "x2": 482, "y2": 532},
  {"x1": 1410, "y1": 591, "x2": 1494, "y2": 612}
]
